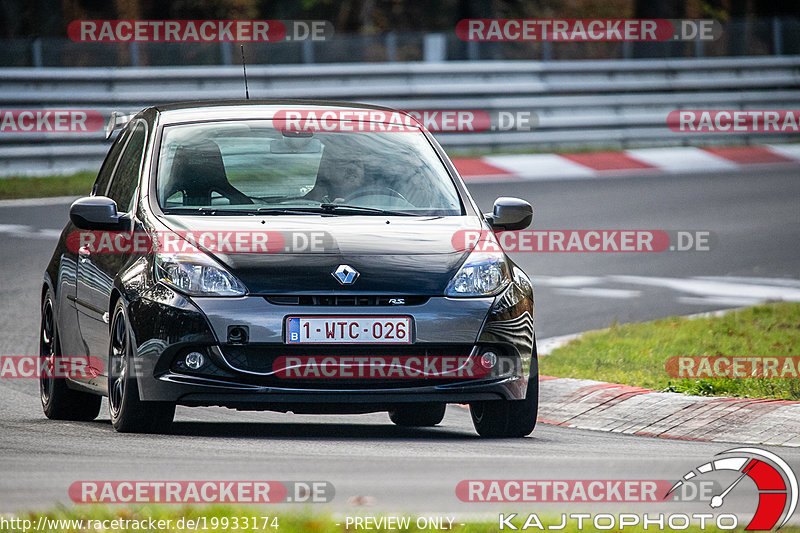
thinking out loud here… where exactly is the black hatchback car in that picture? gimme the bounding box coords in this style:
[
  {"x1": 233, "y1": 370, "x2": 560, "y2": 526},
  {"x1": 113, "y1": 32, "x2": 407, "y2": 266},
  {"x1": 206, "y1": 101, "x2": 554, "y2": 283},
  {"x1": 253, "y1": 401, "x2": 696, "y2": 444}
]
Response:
[{"x1": 40, "y1": 101, "x2": 538, "y2": 437}]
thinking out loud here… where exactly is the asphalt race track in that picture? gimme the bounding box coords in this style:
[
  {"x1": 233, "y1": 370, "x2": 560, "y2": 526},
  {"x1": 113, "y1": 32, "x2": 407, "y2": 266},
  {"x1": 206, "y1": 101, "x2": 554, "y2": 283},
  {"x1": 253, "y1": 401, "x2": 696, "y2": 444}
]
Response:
[{"x1": 0, "y1": 167, "x2": 798, "y2": 517}]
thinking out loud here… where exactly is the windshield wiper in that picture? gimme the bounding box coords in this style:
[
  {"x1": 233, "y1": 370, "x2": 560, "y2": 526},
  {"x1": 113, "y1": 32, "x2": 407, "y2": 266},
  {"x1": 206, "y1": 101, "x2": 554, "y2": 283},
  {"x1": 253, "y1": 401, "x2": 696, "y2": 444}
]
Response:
[
  {"x1": 319, "y1": 203, "x2": 420, "y2": 216},
  {"x1": 163, "y1": 207, "x2": 262, "y2": 215},
  {"x1": 164, "y1": 205, "x2": 419, "y2": 217},
  {"x1": 163, "y1": 207, "x2": 324, "y2": 216},
  {"x1": 255, "y1": 207, "x2": 328, "y2": 215}
]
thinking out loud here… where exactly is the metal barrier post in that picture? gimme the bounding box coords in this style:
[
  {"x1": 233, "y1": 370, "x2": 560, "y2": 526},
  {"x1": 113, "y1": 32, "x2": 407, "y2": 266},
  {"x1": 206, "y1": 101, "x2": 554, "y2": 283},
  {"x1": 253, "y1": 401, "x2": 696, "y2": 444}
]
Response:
[
  {"x1": 423, "y1": 33, "x2": 446, "y2": 62},
  {"x1": 31, "y1": 39, "x2": 42, "y2": 67}
]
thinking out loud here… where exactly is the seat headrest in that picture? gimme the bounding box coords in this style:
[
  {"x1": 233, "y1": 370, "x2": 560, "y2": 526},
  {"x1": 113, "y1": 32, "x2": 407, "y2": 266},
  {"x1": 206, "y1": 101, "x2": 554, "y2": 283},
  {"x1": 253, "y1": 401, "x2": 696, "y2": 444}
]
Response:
[{"x1": 162, "y1": 141, "x2": 251, "y2": 206}]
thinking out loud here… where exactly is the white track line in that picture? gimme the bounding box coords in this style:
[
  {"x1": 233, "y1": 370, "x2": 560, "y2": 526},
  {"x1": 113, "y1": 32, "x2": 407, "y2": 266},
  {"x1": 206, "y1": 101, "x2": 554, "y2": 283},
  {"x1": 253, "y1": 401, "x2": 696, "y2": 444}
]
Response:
[{"x1": 0, "y1": 196, "x2": 78, "y2": 208}]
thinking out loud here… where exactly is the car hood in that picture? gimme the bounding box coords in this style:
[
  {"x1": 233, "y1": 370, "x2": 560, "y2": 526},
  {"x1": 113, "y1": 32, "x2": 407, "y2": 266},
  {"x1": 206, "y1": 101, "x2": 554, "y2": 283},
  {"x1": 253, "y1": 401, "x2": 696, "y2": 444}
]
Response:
[{"x1": 157, "y1": 214, "x2": 484, "y2": 294}]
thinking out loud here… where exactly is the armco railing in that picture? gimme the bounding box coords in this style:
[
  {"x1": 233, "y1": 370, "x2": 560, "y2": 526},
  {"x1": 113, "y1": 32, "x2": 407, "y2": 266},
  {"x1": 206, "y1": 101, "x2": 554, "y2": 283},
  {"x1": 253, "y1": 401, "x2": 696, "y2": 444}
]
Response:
[{"x1": 1, "y1": 56, "x2": 799, "y2": 176}]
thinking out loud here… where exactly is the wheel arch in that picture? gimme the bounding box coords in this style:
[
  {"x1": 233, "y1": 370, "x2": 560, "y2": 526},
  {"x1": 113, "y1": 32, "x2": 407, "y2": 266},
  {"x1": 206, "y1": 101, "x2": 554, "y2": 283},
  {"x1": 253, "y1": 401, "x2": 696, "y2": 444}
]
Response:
[
  {"x1": 108, "y1": 288, "x2": 123, "y2": 329},
  {"x1": 41, "y1": 275, "x2": 58, "y2": 342},
  {"x1": 41, "y1": 274, "x2": 55, "y2": 306}
]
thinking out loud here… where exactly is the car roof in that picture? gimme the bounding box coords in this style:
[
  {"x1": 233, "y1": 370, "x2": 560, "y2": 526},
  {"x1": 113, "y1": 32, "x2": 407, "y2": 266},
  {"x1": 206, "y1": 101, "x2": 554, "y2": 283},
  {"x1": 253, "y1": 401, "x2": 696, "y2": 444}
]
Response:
[{"x1": 152, "y1": 100, "x2": 417, "y2": 126}]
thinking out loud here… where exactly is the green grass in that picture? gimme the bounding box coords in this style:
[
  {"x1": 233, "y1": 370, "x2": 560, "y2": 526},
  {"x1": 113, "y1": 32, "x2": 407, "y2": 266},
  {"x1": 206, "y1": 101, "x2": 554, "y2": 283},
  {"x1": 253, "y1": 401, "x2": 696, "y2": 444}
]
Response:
[
  {"x1": 540, "y1": 302, "x2": 800, "y2": 400},
  {"x1": 3, "y1": 505, "x2": 799, "y2": 532},
  {"x1": 0, "y1": 172, "x2": 95, "y2": 200}
]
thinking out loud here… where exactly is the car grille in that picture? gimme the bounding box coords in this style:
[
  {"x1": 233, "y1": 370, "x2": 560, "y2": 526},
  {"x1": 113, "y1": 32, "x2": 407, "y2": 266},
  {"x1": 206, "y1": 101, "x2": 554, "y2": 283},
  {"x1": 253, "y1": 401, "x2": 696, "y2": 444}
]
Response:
[
  {"x1": 264, "y1": 295, "x2": 429, "y2": 306},
  {"x1": 217, "y1": 344, "x2": 475, "y2": 389}
]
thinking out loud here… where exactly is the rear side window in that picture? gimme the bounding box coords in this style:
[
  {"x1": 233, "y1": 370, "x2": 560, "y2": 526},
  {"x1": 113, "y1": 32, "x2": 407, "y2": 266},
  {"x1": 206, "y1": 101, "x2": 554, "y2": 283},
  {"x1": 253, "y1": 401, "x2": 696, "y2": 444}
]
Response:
[{"x1": 107, "y1": 123, "x2": 147, "y2": 213}]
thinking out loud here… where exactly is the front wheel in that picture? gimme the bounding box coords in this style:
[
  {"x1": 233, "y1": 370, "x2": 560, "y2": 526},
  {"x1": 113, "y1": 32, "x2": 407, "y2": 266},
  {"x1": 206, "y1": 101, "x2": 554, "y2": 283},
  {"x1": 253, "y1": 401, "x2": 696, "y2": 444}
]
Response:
[
  {"x1": 388, "y1": 403, "x2": 446, "y2": 427},
  {"x1": 108, "y1": 300, "x2": 175, "y2": 433},
  {"x1": 470, "y1": 359, "x2": 538, "y2": 438}
]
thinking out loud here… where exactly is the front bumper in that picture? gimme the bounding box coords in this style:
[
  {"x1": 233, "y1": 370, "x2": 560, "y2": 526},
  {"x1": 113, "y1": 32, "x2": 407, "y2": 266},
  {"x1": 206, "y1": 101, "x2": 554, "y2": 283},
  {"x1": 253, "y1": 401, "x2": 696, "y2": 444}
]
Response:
[
  {"x1": 129, "y1": 286, "x2": 534, "y2": 408},
  {"x1": 161, "y1": 374, "x2": 524, "y2": 412}
]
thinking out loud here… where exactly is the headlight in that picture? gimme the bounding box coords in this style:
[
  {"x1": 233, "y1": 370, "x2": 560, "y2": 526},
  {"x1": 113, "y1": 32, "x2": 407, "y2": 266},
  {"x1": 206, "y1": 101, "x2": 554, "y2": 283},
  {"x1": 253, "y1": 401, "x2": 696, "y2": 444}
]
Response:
[
  {"x1": 445, "y1": 249, "x2": 510, "y2": 297},
  {"x1": 155, "y1": 252, "x2": 247, "y2": 296}
]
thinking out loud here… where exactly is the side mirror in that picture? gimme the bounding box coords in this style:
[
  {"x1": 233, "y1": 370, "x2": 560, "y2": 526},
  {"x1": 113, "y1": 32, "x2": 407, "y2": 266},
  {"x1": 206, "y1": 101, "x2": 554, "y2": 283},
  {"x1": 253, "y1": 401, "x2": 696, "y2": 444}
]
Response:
[
  {"x1": 485, "y1": 197, "x2": 533, "y2": 231},
  {"x1": 69, "y1": 196, "x2": 127, "y2": 230}
]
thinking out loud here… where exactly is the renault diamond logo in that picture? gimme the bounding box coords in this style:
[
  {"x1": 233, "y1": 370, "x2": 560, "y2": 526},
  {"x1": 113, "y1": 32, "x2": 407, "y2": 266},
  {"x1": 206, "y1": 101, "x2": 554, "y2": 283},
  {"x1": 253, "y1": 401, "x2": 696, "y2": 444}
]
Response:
[{"x1": 333, "y1": 265, "x2": 359, "y2": 285}]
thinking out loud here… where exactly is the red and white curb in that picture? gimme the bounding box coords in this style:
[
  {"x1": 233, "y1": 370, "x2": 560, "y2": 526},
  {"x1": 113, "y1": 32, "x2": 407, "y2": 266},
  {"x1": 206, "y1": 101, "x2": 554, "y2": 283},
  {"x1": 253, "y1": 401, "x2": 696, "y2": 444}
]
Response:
[
  {"x1": 535, "y1": 325, "x2": 800, "y2": 447},
  {"x1": 537, "y1": 376, "x2": 800, "y2": 446},
  {"x1": 453, "y1": 144, "x2": 800, "y2": 182}
]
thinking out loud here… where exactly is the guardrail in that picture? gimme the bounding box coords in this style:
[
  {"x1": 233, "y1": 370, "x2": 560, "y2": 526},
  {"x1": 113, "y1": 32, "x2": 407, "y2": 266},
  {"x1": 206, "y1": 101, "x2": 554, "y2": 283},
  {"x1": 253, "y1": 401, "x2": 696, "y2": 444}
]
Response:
[{"x1": 1, "y1": 56, "x2": 799, "y2": 176}]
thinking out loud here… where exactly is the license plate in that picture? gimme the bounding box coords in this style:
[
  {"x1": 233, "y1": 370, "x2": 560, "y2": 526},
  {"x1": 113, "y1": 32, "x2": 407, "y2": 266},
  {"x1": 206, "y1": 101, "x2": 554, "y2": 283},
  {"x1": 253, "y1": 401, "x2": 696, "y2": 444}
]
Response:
[{"x1": 285, "y1": 316, "x2": 412, "y2": 344}]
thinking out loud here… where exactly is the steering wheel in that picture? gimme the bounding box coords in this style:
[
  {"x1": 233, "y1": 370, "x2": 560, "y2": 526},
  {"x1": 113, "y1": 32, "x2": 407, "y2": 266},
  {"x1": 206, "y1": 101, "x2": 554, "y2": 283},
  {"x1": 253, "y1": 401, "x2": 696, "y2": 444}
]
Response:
[{"x1": 343, "y1": 185, "x2": 409, "y2": 203}]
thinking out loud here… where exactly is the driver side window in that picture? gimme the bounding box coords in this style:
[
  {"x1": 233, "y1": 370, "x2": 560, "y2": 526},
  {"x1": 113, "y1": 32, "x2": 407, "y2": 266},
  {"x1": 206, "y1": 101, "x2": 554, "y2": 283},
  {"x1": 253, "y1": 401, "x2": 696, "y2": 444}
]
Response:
[{"x1": 91, "y1": 128, "x2": 130, "y2": 197}]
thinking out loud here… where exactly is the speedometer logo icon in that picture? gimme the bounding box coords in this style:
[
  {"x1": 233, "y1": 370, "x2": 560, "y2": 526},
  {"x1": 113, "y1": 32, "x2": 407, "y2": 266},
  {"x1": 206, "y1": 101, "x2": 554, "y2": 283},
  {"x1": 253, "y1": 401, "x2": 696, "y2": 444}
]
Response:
[{"x1": 667, "y1": 448, "x2": 798, "y2": 530}]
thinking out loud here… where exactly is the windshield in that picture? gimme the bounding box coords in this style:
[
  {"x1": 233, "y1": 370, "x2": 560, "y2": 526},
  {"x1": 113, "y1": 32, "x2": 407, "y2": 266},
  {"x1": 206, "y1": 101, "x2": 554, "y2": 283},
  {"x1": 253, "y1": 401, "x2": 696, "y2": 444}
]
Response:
[{"x1": 156, "y1": 118, "x2": 463, "y2": 216}]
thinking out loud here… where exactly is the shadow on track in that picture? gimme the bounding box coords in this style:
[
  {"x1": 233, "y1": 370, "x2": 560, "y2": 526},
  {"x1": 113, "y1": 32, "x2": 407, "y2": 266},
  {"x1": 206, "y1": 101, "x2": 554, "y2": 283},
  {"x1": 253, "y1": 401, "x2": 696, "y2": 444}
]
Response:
[{"x1": 167, "y1": 420, "x2": 481, "y2": 440}]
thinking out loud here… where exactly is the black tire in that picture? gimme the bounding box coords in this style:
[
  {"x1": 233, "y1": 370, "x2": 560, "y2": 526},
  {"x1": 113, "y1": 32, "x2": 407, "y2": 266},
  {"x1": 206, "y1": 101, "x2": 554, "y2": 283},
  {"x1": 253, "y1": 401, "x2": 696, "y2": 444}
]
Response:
[
  {"x1": 470, "y1": 356, "x2": 539, "y2": 438},
  {"x1": 388, "y1": 403, "x2": 446, "y2": 427},
  {"x1": 40, "y1": 289, "x2": 102, "y2": 421},
  {"x1": 108, "y1": 299, "x2": 175, "y2": 433}
]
